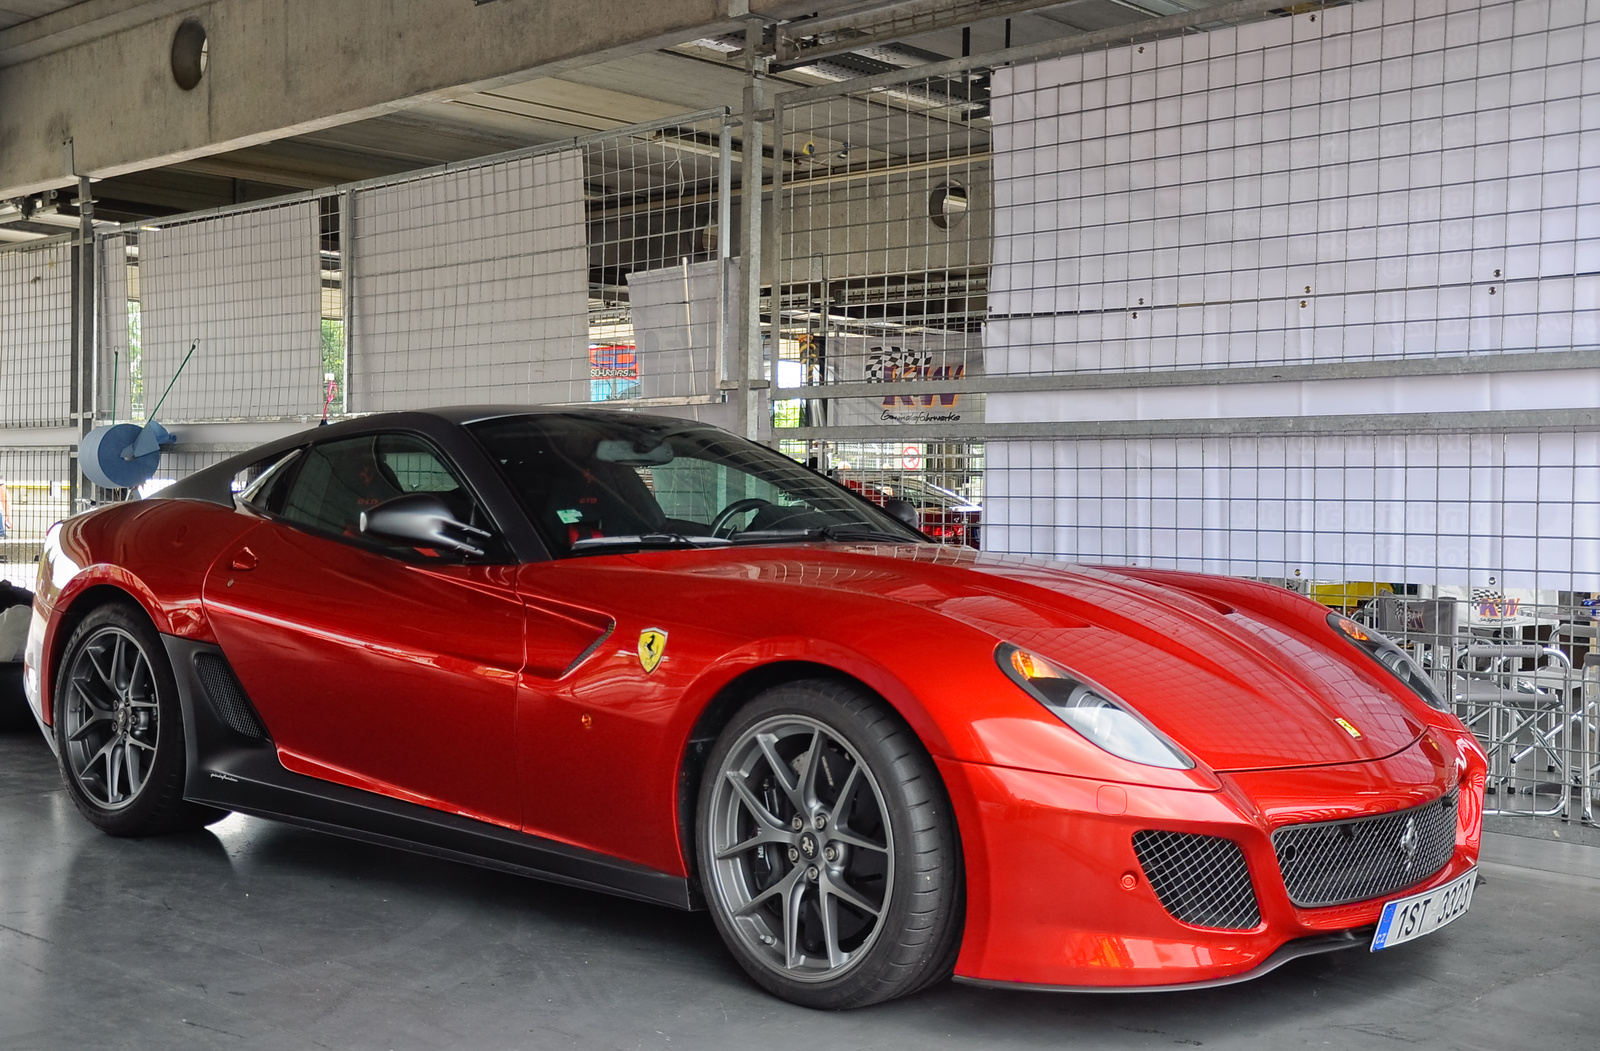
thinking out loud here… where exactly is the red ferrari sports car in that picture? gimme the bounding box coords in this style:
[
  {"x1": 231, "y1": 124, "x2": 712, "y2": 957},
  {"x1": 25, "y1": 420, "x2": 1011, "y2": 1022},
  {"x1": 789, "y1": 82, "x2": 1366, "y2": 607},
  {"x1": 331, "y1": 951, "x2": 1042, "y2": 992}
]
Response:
[{"x1": 22, "y1": 407, "x2": 1486, "y2": 1008}]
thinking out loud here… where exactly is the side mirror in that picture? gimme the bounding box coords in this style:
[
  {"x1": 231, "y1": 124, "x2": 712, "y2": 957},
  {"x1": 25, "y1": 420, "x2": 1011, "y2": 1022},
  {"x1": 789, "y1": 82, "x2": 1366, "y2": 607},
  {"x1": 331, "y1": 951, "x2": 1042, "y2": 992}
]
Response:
[
  {"x1": 884, "y1": 496, "x2": 919, "y2": 530},
  {"x1": 360, "y1": 493, "x2": 491, "y2": 557}
]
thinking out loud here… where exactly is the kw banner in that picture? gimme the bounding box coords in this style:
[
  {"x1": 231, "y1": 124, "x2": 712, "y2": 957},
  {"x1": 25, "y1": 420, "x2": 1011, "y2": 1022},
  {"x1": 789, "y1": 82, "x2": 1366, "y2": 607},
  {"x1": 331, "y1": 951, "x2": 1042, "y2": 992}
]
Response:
[{"x1": 814, "y1": 329, "x2": 984, "y2": 428}]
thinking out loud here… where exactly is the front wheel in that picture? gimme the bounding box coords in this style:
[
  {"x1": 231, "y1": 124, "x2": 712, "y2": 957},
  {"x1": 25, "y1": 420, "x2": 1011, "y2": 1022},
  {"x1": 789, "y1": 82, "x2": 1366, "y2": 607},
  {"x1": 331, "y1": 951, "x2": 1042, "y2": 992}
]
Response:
[
  {"x1": 54, "y1": 602, "x2": 218, "y2": 836},
  {"x1": 696, "y1": 679, "x2": 963, "y2": 1008}
]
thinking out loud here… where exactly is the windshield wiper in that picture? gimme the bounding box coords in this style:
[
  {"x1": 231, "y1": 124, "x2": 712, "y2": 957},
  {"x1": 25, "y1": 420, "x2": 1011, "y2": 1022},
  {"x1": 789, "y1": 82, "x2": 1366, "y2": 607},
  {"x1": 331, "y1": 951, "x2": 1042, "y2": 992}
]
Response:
[
  {"x1": 819, "y1": 525, "x2": 920, "y2": 543},
  {"x1": 569, "y1": 533, "x2": 733, "y2": 553},
  {"x1": 728, "y1": 524, "x2": 917, "y2": 545}
]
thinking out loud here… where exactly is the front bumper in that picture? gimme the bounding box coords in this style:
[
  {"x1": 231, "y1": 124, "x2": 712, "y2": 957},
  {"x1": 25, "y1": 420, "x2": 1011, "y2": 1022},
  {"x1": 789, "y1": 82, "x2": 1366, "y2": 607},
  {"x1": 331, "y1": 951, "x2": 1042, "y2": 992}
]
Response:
[
  {"x1": 938, "y1": 729, "x2": 1486, "y2": 989},
  {"x1": 21, "y1": 603, "x2": 56, "y2": 754}
]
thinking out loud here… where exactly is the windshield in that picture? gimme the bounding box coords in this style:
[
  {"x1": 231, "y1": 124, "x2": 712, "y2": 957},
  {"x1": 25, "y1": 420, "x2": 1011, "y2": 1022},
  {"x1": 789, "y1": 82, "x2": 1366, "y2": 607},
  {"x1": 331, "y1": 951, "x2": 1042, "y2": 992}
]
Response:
[{"x1": 468, "y1": 413, "x2": 926, "y2": 556}]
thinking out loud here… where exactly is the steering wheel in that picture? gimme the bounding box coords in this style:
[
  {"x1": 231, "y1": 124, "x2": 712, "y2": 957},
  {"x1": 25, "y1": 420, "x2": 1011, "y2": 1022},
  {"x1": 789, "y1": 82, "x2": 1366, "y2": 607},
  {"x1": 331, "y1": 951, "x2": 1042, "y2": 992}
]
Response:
[{"x1": 710, "y1": 497, "x2": 775, "y2": 537}]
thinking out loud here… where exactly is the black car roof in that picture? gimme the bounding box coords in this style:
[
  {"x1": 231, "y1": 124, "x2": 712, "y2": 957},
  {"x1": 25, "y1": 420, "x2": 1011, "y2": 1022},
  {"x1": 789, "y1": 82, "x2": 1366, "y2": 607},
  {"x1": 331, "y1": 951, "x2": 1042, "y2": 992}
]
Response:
[{"x1": 158, "y1": 406, "x2": 722, "y2": 507}]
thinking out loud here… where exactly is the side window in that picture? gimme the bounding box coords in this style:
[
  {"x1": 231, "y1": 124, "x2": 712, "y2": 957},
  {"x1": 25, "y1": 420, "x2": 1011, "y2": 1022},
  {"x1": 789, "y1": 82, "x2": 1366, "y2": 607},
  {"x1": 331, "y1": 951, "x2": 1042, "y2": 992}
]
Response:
[
  {"x1": 277, "y1": 433, "x2": 487, "y2": 557},
  {"x1": 237, "y1": 449, "x2": 302, "y2": 511}
]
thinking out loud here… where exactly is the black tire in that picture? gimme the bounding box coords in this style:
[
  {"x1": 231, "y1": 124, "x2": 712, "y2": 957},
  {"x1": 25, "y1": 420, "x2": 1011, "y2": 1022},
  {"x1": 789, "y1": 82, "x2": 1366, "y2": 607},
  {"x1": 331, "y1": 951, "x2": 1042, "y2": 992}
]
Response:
[
  {"x1": 53, "y1": 601, "x2": 218, "y2": 836},
  {"x1": 696, "y1": 678, "x2": 963, "y2": 1008}
]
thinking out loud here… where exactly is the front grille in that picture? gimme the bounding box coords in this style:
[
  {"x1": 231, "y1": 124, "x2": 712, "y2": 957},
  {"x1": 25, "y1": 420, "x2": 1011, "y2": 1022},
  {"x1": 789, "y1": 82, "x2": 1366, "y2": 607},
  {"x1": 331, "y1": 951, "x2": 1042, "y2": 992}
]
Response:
[
  {"x1": 1133, "y1": 830, "x2": 1262, "y2": 930},
  {"x1": 1273, "y1": 790, "x2": 1459, "y2": 908},
  {"x1": 193, "y1": 653, "x2": 267, "y2": 739}
]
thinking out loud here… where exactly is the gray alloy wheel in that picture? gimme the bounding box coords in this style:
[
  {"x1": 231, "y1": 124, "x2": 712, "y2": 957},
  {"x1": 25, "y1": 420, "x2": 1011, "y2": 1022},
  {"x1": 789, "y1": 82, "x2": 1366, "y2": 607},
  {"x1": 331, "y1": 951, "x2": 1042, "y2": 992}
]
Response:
[
  {"x1": 697, "y1": 679, "x2": 963, "y2": 1008},
  {"x1": 706, "y1": 712, "x2": 895, "y2": 981},
  {"x1": 61, "y1": 624, "x2": 159, "y2": 810},
  {"x1": 55, "y1": 602, "x2": 218, "y2": 836}
]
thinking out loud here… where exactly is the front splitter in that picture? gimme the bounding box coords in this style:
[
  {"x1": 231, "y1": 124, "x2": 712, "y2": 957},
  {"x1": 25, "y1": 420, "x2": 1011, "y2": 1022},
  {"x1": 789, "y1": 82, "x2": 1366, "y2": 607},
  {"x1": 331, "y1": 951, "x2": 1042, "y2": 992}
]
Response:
[{"x1": 953, "y1": 928, "x2": 1372, "y2": 994}]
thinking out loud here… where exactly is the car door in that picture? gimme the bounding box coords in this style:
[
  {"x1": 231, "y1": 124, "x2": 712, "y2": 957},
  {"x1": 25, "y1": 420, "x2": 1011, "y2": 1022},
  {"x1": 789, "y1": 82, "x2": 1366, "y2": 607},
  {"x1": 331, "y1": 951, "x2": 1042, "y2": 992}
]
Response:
[{"x1": 201, "y1": 431, "x2": 527, "y2": 829}]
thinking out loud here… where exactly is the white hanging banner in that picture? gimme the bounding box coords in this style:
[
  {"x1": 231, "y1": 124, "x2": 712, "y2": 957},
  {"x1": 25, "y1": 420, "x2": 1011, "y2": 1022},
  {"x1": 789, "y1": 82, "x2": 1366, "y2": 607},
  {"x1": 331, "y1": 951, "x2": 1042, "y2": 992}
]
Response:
[
  {"x1": 625, "y1": 258, "x2": 734, "y2": 401},
  {"x1": 140, "y1": 203, "x2": 324, "y2": 421},
  {"x1": 0, "y1": 242, "x2": 74, "y2": 427},
  {"x1": 349, "y1": 149, "x2": 588, "y2": 410}
]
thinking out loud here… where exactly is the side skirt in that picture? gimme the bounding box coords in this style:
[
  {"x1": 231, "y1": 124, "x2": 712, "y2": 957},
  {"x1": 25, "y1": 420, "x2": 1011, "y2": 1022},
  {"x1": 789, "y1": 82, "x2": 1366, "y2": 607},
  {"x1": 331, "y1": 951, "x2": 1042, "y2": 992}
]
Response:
[{"x1": 163, "y1": 635, "x2": 696, "y2": 911}]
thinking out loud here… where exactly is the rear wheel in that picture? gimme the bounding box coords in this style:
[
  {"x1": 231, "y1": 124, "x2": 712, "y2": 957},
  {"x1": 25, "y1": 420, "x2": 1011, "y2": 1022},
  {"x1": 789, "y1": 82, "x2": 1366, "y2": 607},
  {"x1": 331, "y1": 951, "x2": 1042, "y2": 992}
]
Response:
[
  {"x1": 697, "y1": 679, "x2": 963, "y2": 1008},
  {"x1": 54, "y1": 602, "x2": 218, "y2": 836}
]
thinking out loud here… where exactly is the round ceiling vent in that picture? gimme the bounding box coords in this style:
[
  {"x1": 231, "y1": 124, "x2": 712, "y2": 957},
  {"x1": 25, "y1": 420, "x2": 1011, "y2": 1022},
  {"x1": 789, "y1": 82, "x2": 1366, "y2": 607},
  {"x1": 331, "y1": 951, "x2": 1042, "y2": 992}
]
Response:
[
  {"x1": 171, "y1": 19, "x2": 208, "y2": 91},
  {"x1": 929, "y1": 182, "x2": 969, "y2": 229}
]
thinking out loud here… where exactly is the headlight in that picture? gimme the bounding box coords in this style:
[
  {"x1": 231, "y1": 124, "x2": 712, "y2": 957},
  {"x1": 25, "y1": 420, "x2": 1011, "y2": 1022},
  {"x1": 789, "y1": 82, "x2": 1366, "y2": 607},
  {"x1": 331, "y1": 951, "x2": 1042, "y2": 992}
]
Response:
[
  {"x1": 997, "y1": 643, "x2": 1194, "y2": 769},
  {"x1": 1328, "y1": 613, "x2": 1449, "y2": 711}
]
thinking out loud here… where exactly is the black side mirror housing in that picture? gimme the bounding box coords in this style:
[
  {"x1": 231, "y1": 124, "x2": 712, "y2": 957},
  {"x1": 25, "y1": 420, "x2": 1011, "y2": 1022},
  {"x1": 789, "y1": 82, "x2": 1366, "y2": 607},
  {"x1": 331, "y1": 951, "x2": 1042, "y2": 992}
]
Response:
[
  {"x1": 884, "y1": 496, "x2": 919, "y2": 530},
  {"x1": 360, "y1": 493, "x2": 490, "y2": 557}
]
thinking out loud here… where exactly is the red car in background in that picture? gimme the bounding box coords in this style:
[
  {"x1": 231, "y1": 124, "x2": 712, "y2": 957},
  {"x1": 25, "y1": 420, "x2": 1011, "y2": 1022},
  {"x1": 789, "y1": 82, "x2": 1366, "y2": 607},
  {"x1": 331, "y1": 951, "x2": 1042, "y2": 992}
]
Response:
[
  {"x1": 24, "y1": 407, "x2": 1485, "y2": 1008},
  {"x1": 840, "y1": 474, "x2": 982, "y2": 548}
]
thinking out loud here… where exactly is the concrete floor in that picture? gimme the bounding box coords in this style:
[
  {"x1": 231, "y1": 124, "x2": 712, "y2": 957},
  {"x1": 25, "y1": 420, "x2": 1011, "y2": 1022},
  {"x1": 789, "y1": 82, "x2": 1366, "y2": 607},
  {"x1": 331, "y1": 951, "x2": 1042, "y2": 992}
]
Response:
[{"x1": 2, "y1": 724, "x2": 1598, "y2": 1051}]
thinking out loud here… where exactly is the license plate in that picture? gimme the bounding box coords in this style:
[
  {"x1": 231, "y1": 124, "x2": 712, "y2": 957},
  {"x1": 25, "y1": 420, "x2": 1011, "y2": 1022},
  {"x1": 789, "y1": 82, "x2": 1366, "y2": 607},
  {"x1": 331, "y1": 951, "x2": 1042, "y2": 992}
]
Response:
[{"x1": 1370, "y1": 868, "x2": 1476, "y2": 951}]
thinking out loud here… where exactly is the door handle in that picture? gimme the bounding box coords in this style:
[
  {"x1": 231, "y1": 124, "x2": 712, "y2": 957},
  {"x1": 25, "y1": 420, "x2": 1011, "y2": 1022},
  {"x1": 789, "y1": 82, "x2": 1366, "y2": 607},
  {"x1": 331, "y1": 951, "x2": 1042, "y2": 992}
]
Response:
[{"x1": 230, "y1": 547, "x2": 259, "y2": 571}]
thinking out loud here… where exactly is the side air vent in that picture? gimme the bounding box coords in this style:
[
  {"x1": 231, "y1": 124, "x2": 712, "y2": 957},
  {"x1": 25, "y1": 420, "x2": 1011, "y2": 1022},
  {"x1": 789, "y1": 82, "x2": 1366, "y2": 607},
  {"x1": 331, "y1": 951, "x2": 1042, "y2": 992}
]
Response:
[
  {"x1": 1133, "y1": 830, "x2": 1262, "y2": 931},
  {"x1": 193, "y1": 653, "x2": 267, "y2": 739}
]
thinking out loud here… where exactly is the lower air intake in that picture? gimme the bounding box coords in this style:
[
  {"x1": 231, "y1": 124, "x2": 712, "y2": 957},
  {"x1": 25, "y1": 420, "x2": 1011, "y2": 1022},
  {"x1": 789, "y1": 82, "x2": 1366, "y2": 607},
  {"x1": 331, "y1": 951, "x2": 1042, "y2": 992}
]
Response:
[{"x1": 1133, "y1": 830, "x2": 1262, "y2": 931}]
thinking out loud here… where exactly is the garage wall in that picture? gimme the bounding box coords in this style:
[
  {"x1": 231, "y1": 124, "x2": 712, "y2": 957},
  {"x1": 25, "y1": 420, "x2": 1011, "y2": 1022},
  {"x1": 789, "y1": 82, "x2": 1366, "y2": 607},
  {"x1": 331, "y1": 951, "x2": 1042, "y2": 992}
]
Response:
[{"x1": 983, "y1": 0, "x2": 1600, "y2": 589}]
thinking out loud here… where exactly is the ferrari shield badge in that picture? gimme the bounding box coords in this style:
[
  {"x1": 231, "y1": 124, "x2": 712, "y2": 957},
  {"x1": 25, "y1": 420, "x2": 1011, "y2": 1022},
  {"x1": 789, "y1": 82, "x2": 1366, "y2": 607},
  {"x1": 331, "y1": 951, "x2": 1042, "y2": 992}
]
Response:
[
  {"x1": 1335, "y1": 717, "x2": 1363, "y2": 739},
  {"x1": 638, "y1": 628, "x2": 668, "y2": 674}
]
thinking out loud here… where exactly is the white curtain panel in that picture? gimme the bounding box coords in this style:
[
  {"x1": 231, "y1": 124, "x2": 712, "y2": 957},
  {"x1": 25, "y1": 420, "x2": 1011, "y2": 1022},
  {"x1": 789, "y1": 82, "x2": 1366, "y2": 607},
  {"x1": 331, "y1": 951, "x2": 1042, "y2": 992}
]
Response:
[
  {"x1": 626, "y1": 258, "x2": 735, "y2": 401},
  {"x1": 0, "y1": 242, "x2": 73, "y2": 427},
  {"x1": 349, "y1": 149, "x2": 588, "y2": 410},
  {"x1": 984, "y1": 431, "x2": 1600, "y2": 591},
  {"x1": 987, "y1": 0, "x2": 1599, "y2": 376},
  {"x1": 139, "y1": 203, "x2": 324, "y2": 421},
  {"x1": 983, "y1": 0, "x2": 1600, "y2": 587}
]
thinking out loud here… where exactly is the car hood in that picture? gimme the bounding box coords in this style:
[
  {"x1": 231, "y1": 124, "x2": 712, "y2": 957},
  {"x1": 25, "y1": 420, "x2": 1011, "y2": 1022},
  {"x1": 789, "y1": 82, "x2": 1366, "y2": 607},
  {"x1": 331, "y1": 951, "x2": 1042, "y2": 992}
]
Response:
[{"x1": 666, "y1": 543, "x2": 1423, "y2": 772}]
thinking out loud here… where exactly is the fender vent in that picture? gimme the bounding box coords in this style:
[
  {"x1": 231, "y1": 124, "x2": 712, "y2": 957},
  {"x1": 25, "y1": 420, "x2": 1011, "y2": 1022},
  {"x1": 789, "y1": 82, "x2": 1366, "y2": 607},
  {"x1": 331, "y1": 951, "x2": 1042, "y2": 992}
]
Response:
[
  {"x1": 1272, "y1": 790, "x2": 1459, "y2": 908},
  {"x1": 1133, "y1": 830, "x2": 1262, "y2": 931},
  {"x1": 193, "y1": 653, "x2": 267, "y2": 739}
]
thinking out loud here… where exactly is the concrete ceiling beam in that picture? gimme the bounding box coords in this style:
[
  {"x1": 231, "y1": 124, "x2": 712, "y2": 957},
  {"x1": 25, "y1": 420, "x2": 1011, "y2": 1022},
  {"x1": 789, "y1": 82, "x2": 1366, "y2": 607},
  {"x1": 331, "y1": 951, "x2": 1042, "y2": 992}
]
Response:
[{"x1": 0, "y1": 0, "x2": 845, "y2": 199}]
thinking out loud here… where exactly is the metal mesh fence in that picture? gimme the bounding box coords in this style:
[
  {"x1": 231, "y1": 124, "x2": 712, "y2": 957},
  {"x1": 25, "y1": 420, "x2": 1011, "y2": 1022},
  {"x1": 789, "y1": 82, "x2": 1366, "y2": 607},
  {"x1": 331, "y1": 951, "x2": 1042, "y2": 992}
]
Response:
[
  {"x1": 772, "y1": 71, "x2": 991, "y2": 546},
  {"x1": 49, "y1": 107, "x2": 743, "y2": 517},
  {"x1": 768, "y1": 0, "x2": 1600, "y2": 824},
  {"x1": 584, "y1": 110, "x2": 736, "y2": 414},
  {"x1": 137, "y1": 200, "x2": 327, "y2": 422},
  {"x1": 0, "y1": 447, "x2": 74, "y2": 588},
  {"x1": 86, "y1": 109, "x2": 737, "y2": 444},
  {"x1": 0, "y1": 237, "x2": 74, "y2": 428}
]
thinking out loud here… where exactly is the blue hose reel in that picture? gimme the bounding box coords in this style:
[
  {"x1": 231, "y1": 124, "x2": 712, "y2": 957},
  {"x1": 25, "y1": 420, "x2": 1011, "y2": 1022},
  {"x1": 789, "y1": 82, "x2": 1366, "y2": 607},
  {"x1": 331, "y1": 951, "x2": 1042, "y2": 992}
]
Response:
[
  {"x1": 79, "y1": 421, "x2": 176, "y2": 490},
  {"x1": 82, "y1": 338, "x2": 195, "y2": 491}
]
